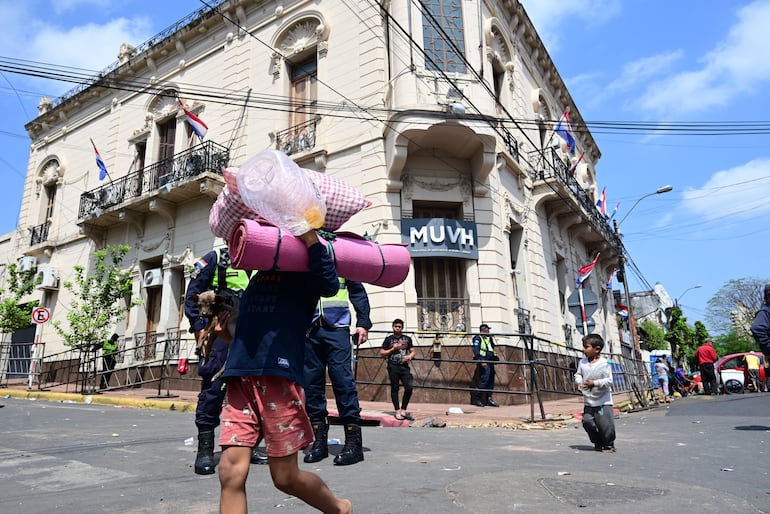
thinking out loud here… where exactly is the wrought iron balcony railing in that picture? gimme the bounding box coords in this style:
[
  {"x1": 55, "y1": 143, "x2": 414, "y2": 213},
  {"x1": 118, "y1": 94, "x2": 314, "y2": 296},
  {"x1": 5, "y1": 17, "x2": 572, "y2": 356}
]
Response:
[
  {"x1": 30, "y1": 221, "x2": 51, "y2": 246},
  {"x1": 274, "y1": 118, "x2": 318, "y2": 156},
  {"x1": 530, "y1": 147, "x2": 622, "y2": 251},
  {"x1": 78, "y1": 140, "x2": 229, "y2": 219},
  {"x1": 417, "y1": 297, "x2": 469, "y2": 332}
]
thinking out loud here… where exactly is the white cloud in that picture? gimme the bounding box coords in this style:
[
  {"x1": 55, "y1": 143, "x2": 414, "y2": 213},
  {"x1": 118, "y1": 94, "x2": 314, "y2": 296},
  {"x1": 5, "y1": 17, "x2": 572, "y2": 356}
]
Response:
[
  {"x1": 520, "y1": 0, "x2": 621, "y2": 53},
  {"x1": 607, "y1": 50, "x2": 683, "y2": 93},
  {"x1": 682, "y1": 158, "x2": 770, "y2": 220},
  {"x1": 638, "y1": 0, "x2": 770, "y2": 115}
]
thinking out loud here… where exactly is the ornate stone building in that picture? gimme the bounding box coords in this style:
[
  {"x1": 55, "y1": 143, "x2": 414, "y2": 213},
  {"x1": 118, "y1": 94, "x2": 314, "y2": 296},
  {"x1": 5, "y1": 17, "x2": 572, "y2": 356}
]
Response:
[{"x1": 4, "y1": 0, "x2": 623, "y2": 366}]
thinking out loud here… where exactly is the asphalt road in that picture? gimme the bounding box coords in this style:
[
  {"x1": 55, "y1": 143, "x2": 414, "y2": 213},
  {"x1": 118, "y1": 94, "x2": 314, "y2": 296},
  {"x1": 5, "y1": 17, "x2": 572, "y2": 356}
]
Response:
[{"x1": 1, "y1": 393, "x2": 769, "y2": 513}]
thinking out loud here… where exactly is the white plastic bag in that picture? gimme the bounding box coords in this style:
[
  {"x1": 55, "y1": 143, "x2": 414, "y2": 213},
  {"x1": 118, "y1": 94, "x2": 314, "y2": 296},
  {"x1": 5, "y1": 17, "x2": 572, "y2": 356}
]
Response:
[{"x1": 235, "y1": 149, "x2": 326, "y2": 235}]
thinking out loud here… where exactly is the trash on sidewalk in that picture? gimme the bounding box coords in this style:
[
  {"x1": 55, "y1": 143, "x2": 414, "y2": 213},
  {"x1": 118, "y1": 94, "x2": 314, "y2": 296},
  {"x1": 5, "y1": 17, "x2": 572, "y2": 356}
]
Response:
[
  {"x1": 184, "y1": 437, "x2": 194, "y2": 446},
  {"x1": 328, "y1": 438, "x2": 341, "y2": 445},
  {"x1": 84, "y1": 396, "x2": 93, "y2": 404},
  {"x1": 445, "y1": 407, "x2": 464, "y2": 415}
]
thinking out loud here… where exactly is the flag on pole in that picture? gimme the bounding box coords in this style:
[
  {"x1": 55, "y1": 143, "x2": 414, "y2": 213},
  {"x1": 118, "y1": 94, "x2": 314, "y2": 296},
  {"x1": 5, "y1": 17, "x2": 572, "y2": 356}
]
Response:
[
  {"x1": 554, "y1": 110, "x2": 576, "y2": 155},
  {"x1": 90, "y1": 138, "x2": 108, "y2": 181},
  {"x1": 616, "y1": 304, "x2": 629, "y2": 319},
  {"x1": 568, "y1": 151, "x2": 585, "y2": 177},
  {"x1": 576, "y1": 253, "x2": 600, "y2": 287},
  {"x1": 607, "y1": 269, "x2": 616, "y2": 288},
  {"x1": 596, "y1": 187, "x2": 607, "y2": 216},
  {"x1": 609, "y1": 201, "x2": 621, "y2": 220},
  {"x1": 179, "y1": 99, "x2": 208, "y2": 142}
]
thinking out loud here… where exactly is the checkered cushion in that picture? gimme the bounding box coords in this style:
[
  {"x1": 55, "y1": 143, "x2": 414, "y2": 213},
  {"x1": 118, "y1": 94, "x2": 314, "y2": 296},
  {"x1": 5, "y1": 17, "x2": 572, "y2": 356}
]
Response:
[{"x1": 209, "y1": 166, "x2": 371, "y2": 240}]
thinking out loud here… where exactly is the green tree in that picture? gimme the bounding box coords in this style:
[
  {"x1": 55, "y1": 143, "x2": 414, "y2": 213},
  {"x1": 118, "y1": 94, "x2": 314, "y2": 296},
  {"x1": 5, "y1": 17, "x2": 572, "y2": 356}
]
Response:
[
  {"x1": 638, "y1": 320, "x2": 668, "y2": 351},
  {"x1": 706, "y1": 277, "x2": 767, "y2": 336},
  {"x1": 665, "y1": 308, "x2": 696, "y2": 363},
  {"x1": 53, "y1": 245, "x2": 139, "y2": 348},
  {"x1": 714, "y1": 328, "x2": 756, "y2": 356},
  {"x1": 0, "y1": 262, "x2": 39, "y2": 335}
]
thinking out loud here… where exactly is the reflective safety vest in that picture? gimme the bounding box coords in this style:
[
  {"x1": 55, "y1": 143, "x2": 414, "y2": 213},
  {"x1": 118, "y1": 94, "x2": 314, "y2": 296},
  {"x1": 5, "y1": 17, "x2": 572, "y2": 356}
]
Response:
[
  {"x1": 316, "y1": 278, "x2": 351, "y2": 327},
  {"x1": 102, "y1": 338, "x2": 118, "y2": 354},
  {"x1": 212, "y1": 248, "x2": 251, "y2": 292},
  {"x1": 478, "y1": 335, "x2": 495, "y2": 357}
]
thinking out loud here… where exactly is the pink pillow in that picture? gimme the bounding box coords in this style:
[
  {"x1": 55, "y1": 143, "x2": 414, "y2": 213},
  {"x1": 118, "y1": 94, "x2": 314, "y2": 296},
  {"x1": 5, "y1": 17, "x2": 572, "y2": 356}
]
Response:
[{"x1": 210, "y1": 166, "x2": 370, "y2": 240}]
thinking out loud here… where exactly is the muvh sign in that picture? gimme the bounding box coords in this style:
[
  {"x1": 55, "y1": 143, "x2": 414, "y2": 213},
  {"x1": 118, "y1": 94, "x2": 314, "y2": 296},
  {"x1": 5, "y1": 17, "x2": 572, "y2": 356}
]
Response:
[{"x1": 401, "y1": 218, "x2": 478, "y2": 259}]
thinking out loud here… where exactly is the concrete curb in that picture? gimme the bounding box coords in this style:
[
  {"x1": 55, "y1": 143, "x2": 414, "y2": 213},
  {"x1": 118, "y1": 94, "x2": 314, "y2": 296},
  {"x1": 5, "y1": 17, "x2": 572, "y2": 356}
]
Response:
[{"x1": 2, "y1": 389, "x2": 197, "y2": 412}]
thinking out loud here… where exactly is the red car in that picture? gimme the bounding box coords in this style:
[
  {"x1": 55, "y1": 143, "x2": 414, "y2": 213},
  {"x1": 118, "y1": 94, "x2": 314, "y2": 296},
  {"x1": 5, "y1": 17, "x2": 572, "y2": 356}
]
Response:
[{"x1": 715, "y1": 352, "x2": 766, "y2": 394}]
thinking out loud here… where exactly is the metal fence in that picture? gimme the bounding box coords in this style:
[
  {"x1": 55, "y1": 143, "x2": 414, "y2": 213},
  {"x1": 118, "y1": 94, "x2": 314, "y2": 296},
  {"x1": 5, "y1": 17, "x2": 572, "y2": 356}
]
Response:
[{"x1": 1, "y1": 328, "x2": 657, "y2": 421}]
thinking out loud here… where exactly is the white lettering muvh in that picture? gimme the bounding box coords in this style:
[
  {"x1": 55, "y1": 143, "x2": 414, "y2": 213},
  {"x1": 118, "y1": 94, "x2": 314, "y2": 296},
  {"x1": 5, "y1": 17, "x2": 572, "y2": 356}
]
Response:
[{"x1": 401, "y1": 218, "x2": 479, "y2": 259}]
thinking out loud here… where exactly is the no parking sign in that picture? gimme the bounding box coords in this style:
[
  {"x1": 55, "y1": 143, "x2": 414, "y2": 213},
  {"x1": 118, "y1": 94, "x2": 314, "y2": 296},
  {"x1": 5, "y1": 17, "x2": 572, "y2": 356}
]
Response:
[{"x1": 31, "y1": 307, "x2": 51, "y2": 324}]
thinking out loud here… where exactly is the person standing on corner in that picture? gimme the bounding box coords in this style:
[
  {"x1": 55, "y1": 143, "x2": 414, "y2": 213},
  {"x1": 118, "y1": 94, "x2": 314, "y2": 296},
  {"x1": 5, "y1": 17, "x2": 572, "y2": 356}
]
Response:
[
  {"x1": 183, "y1": 244, "x2": 264, "y2": 475},
  {"x1": 693, "y1": 340, "x2": 718, "y2": 396},
  {"x1": 100, "y1": 333, "x2": 119, "y2": 390},
  {"x1": 472, "y1": 323, "x2": 499, "y2": 407},
  {"x1": 304, "y1": 278, "x2": 372, "y2": 466},
  {"x1": 751, "y1": 284, "x2": 770, "y2": 378},
  {"x1": 380, "y1": 319, "x2": 415, "y2": 420}
]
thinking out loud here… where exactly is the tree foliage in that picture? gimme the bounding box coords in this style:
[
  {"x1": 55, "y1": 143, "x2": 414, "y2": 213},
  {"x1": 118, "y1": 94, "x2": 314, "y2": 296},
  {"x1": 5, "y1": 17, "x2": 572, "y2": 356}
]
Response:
[
  {"x1": 706, "y1": 277, "x2": 767, "y2": 336},
  {"x1": 53, "y1": 245, "x2": 139, "y2": 348},
  {"x1": 638, "y1": 320, "x2": 668, "y2": 351},
  {"x1": 714, "y1": 328, "x2": 756, "y2": 356},
  {"x1": 665, "y1": 308, "x2": 697, "y2": 362},
  {"x1": 0, "y1": 262, "x2": 39, "y2": 334}
]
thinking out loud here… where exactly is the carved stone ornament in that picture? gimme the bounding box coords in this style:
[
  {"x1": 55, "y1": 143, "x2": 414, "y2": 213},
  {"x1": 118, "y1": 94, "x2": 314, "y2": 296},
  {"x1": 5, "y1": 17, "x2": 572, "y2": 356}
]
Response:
[
  {"x1": 35, "y1": 159, "x2": 62, "y2": 194},
  {"x1": 272, "y1": 16, "x2": 330, "y2": 77}
]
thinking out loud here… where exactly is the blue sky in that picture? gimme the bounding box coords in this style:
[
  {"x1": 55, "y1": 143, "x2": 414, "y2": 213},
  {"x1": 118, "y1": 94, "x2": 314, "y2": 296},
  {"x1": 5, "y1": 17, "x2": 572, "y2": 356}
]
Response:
[{"x1": 1, "y1": 1, "x2": 769, "y2": 334}]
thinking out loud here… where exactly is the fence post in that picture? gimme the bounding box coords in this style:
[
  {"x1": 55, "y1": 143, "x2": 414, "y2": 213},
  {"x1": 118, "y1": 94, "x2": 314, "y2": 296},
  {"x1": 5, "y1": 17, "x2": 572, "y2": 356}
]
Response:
[{"x1": 146, "y1": 336, "x2": 178, "y2": 399}]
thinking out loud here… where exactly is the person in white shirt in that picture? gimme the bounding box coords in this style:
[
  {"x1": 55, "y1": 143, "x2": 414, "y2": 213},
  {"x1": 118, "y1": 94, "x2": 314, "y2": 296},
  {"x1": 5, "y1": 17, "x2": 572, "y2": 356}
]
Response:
[{"x1": 574, "y1": 333, "x2": 616, "y2": 452}]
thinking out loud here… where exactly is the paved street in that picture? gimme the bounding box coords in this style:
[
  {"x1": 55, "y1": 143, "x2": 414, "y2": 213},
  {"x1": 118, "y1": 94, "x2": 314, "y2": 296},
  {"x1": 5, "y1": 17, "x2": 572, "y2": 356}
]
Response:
[{"x1": 1, "y1": 393, "x2": 769, "y2": 513}]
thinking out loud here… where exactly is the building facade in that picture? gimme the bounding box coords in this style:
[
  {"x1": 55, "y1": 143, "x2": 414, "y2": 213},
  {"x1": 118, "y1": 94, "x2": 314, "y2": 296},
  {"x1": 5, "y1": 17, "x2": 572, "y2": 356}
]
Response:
[{"x1": 5, "y1": 0, "x2": 623, "y2": 365}]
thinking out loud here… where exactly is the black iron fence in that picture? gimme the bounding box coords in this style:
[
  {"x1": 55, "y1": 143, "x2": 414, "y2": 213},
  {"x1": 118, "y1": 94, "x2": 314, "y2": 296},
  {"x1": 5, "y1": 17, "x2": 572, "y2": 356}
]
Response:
[{"x1": 274, "y1": 118, "x2": 318, "y2": 156}]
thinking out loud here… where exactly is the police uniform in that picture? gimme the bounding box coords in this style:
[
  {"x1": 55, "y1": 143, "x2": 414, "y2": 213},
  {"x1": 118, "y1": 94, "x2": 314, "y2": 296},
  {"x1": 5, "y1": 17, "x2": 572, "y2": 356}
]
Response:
[
  {"x1": 304, "y1": 278, "x2": 371, "y2": 466},
  {"x1": 472, "y1": 324, "x2": 499, "y2": 407},
  {"x1": 183, "y1": 247, "x2": 251, "y2": 475}
]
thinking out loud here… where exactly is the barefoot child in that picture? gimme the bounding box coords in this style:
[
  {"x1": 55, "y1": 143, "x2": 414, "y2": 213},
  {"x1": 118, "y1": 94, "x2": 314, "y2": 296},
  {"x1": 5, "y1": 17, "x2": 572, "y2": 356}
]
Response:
[
  {"x1": 218, "y1": 230, "x2": 352, "y2": 514},
  {"x1": 574, "y1": 333, "x2": 616, "y2": 452}
]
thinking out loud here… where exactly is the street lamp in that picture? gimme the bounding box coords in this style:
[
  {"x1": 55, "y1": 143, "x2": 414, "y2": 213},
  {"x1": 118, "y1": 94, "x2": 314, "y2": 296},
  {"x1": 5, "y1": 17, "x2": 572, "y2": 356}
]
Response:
[
  {"x1": 614, "y1": 185, "x2": 673, "y2": 357},
  {"x1": 676, "y1": 284, "x2": 702, "y2": 308},
  {"x1": 617, "y1": 185, "x2": 673, "y2": 226}
]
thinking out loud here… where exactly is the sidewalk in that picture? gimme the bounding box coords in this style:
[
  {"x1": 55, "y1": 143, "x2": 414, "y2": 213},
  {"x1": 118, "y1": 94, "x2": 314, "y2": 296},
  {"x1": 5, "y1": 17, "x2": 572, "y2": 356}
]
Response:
[{"x1": 1, "y1": 381, "x2": 592, "y2": 429}]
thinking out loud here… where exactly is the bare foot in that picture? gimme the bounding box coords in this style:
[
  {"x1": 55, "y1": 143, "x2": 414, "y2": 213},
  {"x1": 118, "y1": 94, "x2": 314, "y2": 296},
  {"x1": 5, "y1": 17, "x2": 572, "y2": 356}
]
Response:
[{"x1": 337, "y1": 498, "x2": 352, "y2": 514}]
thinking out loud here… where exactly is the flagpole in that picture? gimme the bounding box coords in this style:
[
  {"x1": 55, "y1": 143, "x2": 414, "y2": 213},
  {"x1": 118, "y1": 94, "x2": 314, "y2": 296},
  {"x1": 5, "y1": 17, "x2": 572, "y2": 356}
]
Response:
[{"x1": 577, "y1": 285, "x2": 589, "y2": 336}]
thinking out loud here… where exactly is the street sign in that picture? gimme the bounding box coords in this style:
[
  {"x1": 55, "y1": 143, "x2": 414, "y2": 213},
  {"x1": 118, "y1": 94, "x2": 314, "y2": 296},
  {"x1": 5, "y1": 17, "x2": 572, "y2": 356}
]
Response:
[
  {"x1": 575, "y1": 318, "x2": 596, "y2": 335},
  {"x1": 567, "y1": 289, "x2": 599, "y2": 318},
  {"x1": 31, "y1": 307, "x2": 51, "y2": 324}
]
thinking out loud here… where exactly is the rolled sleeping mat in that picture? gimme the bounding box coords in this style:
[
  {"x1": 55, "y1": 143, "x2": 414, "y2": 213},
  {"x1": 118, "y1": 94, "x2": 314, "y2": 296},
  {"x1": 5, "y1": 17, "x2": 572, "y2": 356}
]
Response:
[{"x1": 229, "y1": 218, "x2": 411, "y2": 288}]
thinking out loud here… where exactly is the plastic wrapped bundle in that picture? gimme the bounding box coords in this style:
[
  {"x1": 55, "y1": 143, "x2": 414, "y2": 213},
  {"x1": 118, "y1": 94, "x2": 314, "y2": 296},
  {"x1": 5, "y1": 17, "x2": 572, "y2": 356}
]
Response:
[{"x1": 235, "y1": 149, "x2": 326, "y2": 235}]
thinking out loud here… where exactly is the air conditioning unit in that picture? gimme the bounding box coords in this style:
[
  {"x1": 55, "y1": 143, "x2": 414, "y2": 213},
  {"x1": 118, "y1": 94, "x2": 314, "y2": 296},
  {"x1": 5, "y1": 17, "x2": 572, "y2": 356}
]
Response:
[
  {"x1": 143, "y1": 268, "x2": 163, "y2": 288},
  {"x1": 18, "y1": 256, "x2": 37, "y2": 272},
  {"x1": 35, "y1": 266, "x2": 59, "y2": 289}
]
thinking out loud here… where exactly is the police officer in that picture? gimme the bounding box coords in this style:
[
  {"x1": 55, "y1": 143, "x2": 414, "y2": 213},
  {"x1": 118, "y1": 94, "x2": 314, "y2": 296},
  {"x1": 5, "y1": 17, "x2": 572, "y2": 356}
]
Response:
[
  {"x1": 100, "y1": 333, "x2": 119, "y2": 389},
  {"x1": 472, "y1": 323, "x2": 499, "y2": 407},
  {"x1": 304, "y1": 278, "x2": 371, "y2": 466},
  {"x1": 183, "y1": 244, "x2": 266, "y2": 475}
]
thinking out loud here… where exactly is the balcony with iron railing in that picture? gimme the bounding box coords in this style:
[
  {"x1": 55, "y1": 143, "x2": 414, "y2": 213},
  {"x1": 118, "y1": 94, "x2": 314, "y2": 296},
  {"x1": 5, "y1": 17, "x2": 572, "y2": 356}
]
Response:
[
  {"x1": 274, "y1": 118, "x2": 318, "y2": 156},
  {"x1": 529, "y1": 146, "x2": 622, "y2": 251},
  {"x1": 29, "y1": 220, "x2": 51, "y2": 246},
  {"x1": 77, "y1": 141, "x2": 229, "y2": 225},
  {"x1": 417, "y1": 297, "x2": 469, "y2": 332}
]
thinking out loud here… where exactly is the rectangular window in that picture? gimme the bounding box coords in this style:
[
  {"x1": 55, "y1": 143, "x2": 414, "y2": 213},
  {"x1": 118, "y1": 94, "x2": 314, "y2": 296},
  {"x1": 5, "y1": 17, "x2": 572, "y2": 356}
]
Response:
[
  {"x1": 412, "y1": 203, "x2": 468, "y2": 331},
  {"x1": 44, "y1": 184, "x2": 56, "y2": 220},
  {"x1": 421, "y1": 0, "x2": 467, "y2": 73},
  {"x1": 289, "y1": 57, "x2": 317, "y2": 128}
]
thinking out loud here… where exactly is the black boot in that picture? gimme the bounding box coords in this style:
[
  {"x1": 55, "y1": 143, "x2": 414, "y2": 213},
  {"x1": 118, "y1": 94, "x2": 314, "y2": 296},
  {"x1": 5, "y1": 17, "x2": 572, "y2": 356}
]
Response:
[
  {"x1": 471, "y1": 392, "x2": 485, "y2": 407},
  {"x1": 334, "y1": 424, "x2": 364, "y2": 466},
  {"x1": 251, "y1": 446, "x2": 268, "y2": 465},
  {"x1": 194, "y1": 429, "x2": 216, "y2": 475},
  {"x1": 486, "y1": 395, "x2": 499, "y2": 407},
  {"x1": 303, "y1": 421, "x2": 329, "y2": 463}
]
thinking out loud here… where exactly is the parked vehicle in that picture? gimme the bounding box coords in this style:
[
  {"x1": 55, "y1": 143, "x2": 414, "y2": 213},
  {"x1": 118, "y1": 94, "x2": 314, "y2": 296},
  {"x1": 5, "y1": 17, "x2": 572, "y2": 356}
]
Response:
[{"x1": 715, "y1": 352, "x2": 766, "y2": 394}]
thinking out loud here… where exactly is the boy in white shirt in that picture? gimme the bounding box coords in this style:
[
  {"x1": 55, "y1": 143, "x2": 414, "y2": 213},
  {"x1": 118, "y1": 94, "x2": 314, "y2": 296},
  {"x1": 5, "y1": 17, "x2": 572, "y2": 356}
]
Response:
[{"x1": 574, "y1": 333, "x2": 616, "y2": 452}]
